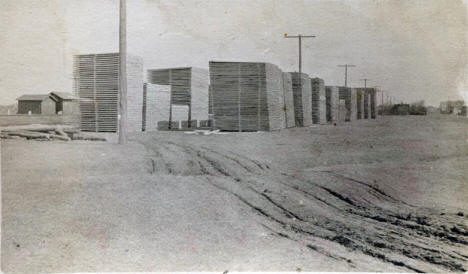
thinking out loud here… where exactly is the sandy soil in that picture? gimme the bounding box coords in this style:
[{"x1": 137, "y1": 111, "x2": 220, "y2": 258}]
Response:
[{"x1": 2, "y1": 114, "x2": 468, "y2": 273}]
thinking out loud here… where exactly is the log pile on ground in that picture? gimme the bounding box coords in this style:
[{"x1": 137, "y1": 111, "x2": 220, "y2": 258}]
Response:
[{"x1": 0, "y1": 124, "x2": 106, "y2": 141}]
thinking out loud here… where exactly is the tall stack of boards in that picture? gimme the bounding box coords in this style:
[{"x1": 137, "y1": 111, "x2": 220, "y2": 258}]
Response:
[
  {"x1": 311, "y1": 77, "x2": 326, "y2": 124},
  {"x1": 290, "y1": 72, "x2": 312, "y2": 127},
  {"x1": 325, "y1": 86, "x2": 339, "y2": 123},
  {"x1": 209, "y1": 61, "x2": 287, "y2": 131},
  {"x1": 282, "y1": 72, "x2": 296, "y2": 128},
  {"x1": 73, "y1": 53, "x2": 143, "y2": 132}
]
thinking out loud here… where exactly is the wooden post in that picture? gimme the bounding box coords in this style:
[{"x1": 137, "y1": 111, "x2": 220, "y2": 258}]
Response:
[
  {"x1": 118, "y1": 0, "x2": 127, "y2": 144},
  {"x1": 188, "y1": 103, "x2": 192, "y2": 128},
  {"x1": 142, "y1": 83, "x2": 147, "y2": 131}
]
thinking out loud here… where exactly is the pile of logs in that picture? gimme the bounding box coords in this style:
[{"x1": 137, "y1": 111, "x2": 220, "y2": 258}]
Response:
[{"x1": 0, "y1": 124, "x2": 106, "y2": 141}]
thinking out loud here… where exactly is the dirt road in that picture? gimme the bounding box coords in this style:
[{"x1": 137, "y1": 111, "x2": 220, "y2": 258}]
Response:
[{"x1": 2, "y1": 115, "x2": 467, "y2": 272}]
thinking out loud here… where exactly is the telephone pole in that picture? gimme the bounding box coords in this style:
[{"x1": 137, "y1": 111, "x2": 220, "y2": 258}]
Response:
[
  {"x1": 119, "y1": 0, "x2": 127, "y2": 144},
  {"x1": 338, "y1": 64, "x2": 356, "y2": 87},
  {"x1": 360, "y1": 78, "x2": 370, "y2": 88},
  {"x1": 284, "y1": 33, "x2": 315, "y2": 78}
]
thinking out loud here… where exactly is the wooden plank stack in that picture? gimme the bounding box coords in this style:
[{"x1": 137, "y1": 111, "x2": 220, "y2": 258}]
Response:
[
  {"x1": 337, "y1": 87, "x2": 357, "y2": 122},
  {"x1": 73, "y1": 53, "x2": 143, "y2": 132},
  {"x1": 144, "y1": 84, "x2": 170, "y2": 131},
  {"x1": 143, "y1": 84, "x2": 189, "y2": 131},
  {"x1": 290, "y1": 72, "x2": 312, "y2": 127},
  {"x1": 282, "y1": 72, "x2": 295, "y2": 128},
  {"x1": 356, "y1": 89, "x2": 364, "y2": 119},
  {"x1": 363, "y1": 88, "x2": 370, "y2": 119},
  {"x1": 0, "y1": 124, "x2": 105, "y2": 141},
  {"x1": 311, "y1": 77, "x2": 326, "y2": 124},
  {"x1": 369, "y1": 88, "x2": 377, "y2": 119},
  {"x1": 350, "y1": 88, "x2": 358, "y2": 121},
  {"x1": 126, "y1": 55, "x2": 144, "y2": 132},
  {"x1": 209, "y1": 61, "x2": 285, "y2": 131},
  {"x1": 147, "y1": 67, "x2": 209, "y2": 125},
  {"x1": 325, "y1": 86, "x2": 339, "y2": 123}
]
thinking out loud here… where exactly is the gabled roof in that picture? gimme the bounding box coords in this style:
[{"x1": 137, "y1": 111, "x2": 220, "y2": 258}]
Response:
[
  {"x1": 49, "y1": 92, "x2": 79, "y2": 100},
  {"x1": 17, "y1": 94, "x2": 50, "y2": 101}
]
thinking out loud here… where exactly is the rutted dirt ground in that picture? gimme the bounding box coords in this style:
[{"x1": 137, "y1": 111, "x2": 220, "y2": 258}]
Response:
[{"x1": 2, "y1": 115, "x2": 468, "y2": 272}]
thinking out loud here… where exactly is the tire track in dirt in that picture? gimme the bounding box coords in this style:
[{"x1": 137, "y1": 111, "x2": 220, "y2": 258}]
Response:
[{"x1": 142, "y1": 140, "x2": 467, "y2": 272}]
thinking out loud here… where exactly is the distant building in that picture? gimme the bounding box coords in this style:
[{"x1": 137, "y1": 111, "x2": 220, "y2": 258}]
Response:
[
  {"x1": 17, "y1": 94, "x2": 55, "y2": 115},
  {"x1": 461, "y1": 106, "x2": 468, "y2": 117},
  {"x1": 49, "y1": 92, "x2": 80, "y2": 115},
  {"x1": 390, "y1": 104, "x2": 410, "y2": 115},
  {"x1": 440, "y1": 100, "x2": 465, "y2": 115}
]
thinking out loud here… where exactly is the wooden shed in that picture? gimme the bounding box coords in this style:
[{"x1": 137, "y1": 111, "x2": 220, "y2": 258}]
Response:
[
  {"x1": 290, "y1": 72, "x2": 312, "y2": 127},
  {"x1": 209, "y1": 61, "x2": 285, "y2": 131},
  {"x1": 49, "y1": 92, "x2": 80, "y2": 115},
  {"x1": 147, "y1": 67, "x2": 209, "y2": 129},
  {"x1": 73, "y1": 53, "x2": 143, "y2": 132},
  {"x1": 17, "y1": 94, "x2": 55, "y2": 115}
]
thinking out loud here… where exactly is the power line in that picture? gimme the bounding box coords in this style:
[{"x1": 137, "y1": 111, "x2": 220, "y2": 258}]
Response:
[
  {"x1": 338, "y1": 64, "x2": 356, "y2": 87},
  {"x1": 284, "y1": 33, "x2": 315, "y2": 80},
  {"x1": 360, "y1": 78, "x2": 371, "y2": 88}
]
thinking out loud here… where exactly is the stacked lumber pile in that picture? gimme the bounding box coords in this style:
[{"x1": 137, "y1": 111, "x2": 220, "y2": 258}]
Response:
[
  {"x1": 356, "y1": 89, "x2": 364, "y2": 119},
  {"x1": 325, "y1": 86, "x2": 339, "y2": 123},
  {"x1": 181, "y1": 120, "x2": 198, "y2": 129},
  {"x1": 338, "y1": 87, "x2": 350, "y2": 122},
  {"x1": 0, "y1": 124, "x2": 105, "y2": 141},
  {"x1": 290, "y1": 72, "x2": 312, "y2": 127},
  {"x1": 363, "y1": 88, "x2": 370, "y2": 119},
  {"x1": 369, "y1": 88, "x2": 377, "y2": 119},
  {"x1": 350, "y1": 88, "x2": 358, "y2": 121},
  {"x1": 157, "y1": 121, "x2": 179, "y2": 130},
  {"x1": 73, "y1": 53, "x2": 143, "y2": 133},
  {"x1": 356, "y1": 88, "x2": 377, "y2": 119},
  {"x1": 338, "y1": 87, "x2": 357, "y2": 122},
  {"x1": 311, "y1": 77, "x2": 326, "y2": 124},
  {"x1": 209, "y1": 61, "x2": 284, "y2": 131},
  {"x1": 281, "y1": 72, "x2": 295, "y2": 128},
  {"x1": 143, "y1": 84, "x2": 190, "y2": 131},
  {"x1": 338, "y1": 98, "x2": 347, "y2": 123},
  {"x1": 147, "y1": 67, "x2": 209, "y2": 125},
  {"x1": 126, "y1": 55, "x2": 144, "y2": 132}
]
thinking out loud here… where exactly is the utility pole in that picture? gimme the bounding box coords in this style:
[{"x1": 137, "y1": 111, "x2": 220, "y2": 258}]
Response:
[
  {"x1": 284, "y1": 33, "x2": 315, "y2": 79},
  {"x1": 118, "y1": 0, "x2": 127, "y2": 144},
  {"x1": 360, "y1": 78, "x2": 370, "y2": 88},
  {"x1": 338, "y1": 64, "x2": 356, "y2": 87}
]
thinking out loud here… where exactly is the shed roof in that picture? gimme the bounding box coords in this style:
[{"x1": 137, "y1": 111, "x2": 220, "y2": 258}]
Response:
[
  {"x1": 50, "y1": 92, "x2": 79, "y2": 100},
  {"x1": 17, "y1": 94, "x2": 50, "y2": 101}
]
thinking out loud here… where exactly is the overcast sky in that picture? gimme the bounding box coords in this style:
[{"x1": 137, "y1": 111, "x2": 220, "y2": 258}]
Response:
[{"x1": 1, "y1": 0, "x2": 467, "y2": 106}]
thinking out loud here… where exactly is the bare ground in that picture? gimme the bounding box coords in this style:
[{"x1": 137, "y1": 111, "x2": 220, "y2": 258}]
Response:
[{"x1": 2, "y1": 115, "x2": 468, "y2": 272}]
